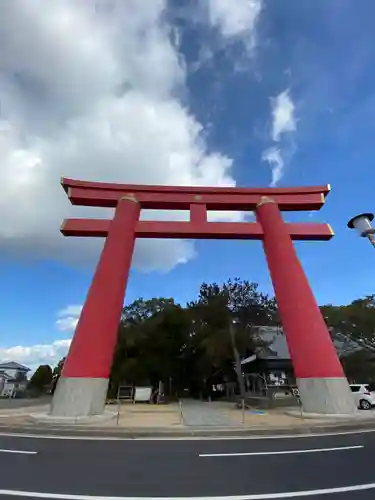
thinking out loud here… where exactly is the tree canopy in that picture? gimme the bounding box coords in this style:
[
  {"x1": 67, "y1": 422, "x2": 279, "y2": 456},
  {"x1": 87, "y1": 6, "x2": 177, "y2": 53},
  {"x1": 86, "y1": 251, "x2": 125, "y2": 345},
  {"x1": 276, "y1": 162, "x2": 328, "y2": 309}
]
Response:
[
  {"x1": 109, "y1": 279, "x2": 278, "y2": 398},
  {"x1": 322, "y1": 295, "x2": 375, "y2": 353},
  {"x1": 53, "y1": 357, "x2": 66, "y2": 377},
  {"x1": 322, "y1": 295, "x2": 375, "y2": 382},
  {"x1": 51, "y1": 279, "x2": 375, "y2": 396},
  {"x1": 28, "y1": 364, "x2": 53, "y2": 391}
]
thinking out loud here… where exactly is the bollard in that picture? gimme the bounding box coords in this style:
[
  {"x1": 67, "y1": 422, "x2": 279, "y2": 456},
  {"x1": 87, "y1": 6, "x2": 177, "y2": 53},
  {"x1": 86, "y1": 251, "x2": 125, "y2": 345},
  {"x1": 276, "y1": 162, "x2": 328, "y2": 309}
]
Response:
[
  {"x1": 116, "y1": 398, "x2": 121, "y2": 426},
  {"x1": 292, "y1": 387, "x2": 303, "y2": 419},
  {"x1": 298, "y1": 397, "x2": 303, "y2": 419},
  {"x1": 241, "y1": 398, "x2": 245, "y2": 425},
  {"x1": 179, "y1": 400, "x2": 183, "y2": 424}
]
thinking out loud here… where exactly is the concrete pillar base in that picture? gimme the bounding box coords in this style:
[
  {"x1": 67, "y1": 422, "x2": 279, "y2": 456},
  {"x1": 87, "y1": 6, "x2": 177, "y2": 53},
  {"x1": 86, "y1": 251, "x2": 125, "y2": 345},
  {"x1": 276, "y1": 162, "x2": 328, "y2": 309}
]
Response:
[
  {"x1": 297, "y1": 377, "x2": 357, "y2": 415},
  {"x1": 50, "y1": 377, "x2": 108, "y2": 417}
]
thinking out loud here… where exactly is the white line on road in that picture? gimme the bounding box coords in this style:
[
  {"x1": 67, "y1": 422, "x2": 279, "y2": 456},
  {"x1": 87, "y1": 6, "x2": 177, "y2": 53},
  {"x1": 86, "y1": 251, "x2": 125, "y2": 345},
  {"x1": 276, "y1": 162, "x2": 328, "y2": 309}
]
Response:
[
  {"x1": 2, "y1": 482, "x2": 375, "y2": 499},
  {"x1": 199, "y1": 444, "x2": 363, "y2": 457},
  {"x1": 0, "y1": 449, "x2": 37, "y2": 455}
]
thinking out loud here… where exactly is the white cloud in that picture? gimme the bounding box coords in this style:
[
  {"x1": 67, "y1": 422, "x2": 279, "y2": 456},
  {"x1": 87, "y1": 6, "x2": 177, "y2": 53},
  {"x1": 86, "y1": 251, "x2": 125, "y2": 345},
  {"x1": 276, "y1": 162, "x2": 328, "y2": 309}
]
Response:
[
  {"x1": 271, "y1": 90, "x2": 296, "y2": 141},
  {"x1": 55, "y1": 305, "x2": 82, "y2": 332},
  {"x1": 261, "y1": 147, "x2": 283, "y2": 187},
  {"x1": 55, "y1": 318, "x2": 78, "y2": 333},
  {"x1": 55, "y1": 317, "x2": 78, "y2": 333},
  {"x1": 207, "y1": 0, "x2": 262, "y2": 39},
  {"x1": 57, "y1": 305, "x2": 83, "y2": 318},
  {"x1": 0, "y1": 304, "x2": 83, "y2": 372},
  {"x1": 0, "y1": 0, "x2": 243, "y2": 272},
  {"x1": 0, "y1": 339, "x2": 71, "y2": 374},
  {"x1": 262, "y1": 89, "x2": 296, "y2": 186}
]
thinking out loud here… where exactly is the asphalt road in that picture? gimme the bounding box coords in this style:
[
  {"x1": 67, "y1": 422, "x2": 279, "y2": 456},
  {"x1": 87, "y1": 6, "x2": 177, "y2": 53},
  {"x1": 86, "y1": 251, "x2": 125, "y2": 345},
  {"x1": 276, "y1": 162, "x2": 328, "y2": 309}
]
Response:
[{"x1": 1, "y1": 430, "x2": 375, "y2": 499}]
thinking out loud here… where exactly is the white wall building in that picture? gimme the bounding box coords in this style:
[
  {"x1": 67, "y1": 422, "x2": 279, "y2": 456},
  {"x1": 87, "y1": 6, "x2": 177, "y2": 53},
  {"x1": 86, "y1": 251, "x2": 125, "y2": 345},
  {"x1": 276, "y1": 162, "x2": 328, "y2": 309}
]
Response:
[{"x1": 0, "y1": 361, "x2": 30, "y2": 397}]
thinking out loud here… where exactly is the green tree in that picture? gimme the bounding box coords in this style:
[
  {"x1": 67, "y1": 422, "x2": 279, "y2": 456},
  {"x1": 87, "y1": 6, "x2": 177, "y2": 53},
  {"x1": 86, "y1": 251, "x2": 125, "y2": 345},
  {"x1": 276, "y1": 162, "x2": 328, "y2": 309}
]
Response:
[
  {"x1": 340, "y1": 350, "x2": 375, "y2": 383},
  {"x1": 109, "y1": 281, "x2": 278, "y2": 400},
  {"x1": 322, "y1": 296, "x2": 375, "y2": 382},
  {"x1": 53, "y1": 357, "x2": 66, "y2": 377},
  {"x1": 121, "y1": 297, "x2": 176, "y2": 325},
  {"x1": 322, "y1": 295, "x2": 375, "y2": 352},
  {"x1": 28, "y1": 365, "x2": 53, "y2": 391},
  {"x1": 110, "y1": 298, "x2": 191, "y2": 396},
  {"x1": 188, "y1": 279, "x2": 276, "y2": 398}
]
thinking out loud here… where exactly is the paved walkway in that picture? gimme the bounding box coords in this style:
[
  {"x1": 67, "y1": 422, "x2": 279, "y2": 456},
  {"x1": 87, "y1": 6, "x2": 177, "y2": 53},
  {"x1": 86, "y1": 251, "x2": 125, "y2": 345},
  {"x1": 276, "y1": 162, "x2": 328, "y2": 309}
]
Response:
[
  {"x1": 0, "y1": 396, "x2": 51, "y2": 410},
  {"x1": 181, "y1": 400, "x2": 242, "y2": 427},
  {"x1": 2, "y1": 400, "x2": 375, "y2": 436}
]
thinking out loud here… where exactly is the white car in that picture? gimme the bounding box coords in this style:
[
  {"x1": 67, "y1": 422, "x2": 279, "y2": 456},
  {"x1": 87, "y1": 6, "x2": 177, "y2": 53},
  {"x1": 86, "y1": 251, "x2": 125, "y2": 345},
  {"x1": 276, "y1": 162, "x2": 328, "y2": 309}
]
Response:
[{"x1": 350, "y1": 384, "x2": 375, "y2": 410}]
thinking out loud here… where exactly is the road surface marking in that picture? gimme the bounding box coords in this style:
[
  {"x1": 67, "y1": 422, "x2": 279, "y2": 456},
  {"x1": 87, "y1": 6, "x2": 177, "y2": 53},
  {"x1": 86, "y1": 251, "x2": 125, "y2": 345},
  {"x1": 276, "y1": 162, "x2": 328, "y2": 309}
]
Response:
[
  {"x1": 199, "y1": 444, "x2": 363, "y2": 457},
  {"x1": 0, "y1": 428, "x2": 374, "y2": 441},
  {"x1": 2, "y1": 482, "x2": 375, "y2": 498},
  {"x1": 0, "y1": 449, "x2": 37, "y2": 455}
]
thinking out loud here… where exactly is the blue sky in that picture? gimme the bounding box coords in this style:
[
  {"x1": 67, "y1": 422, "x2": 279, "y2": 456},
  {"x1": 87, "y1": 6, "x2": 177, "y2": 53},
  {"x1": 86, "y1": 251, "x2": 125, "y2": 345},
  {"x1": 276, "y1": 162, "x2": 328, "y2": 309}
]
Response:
[{"x1": 1, "y1": 0, "x2": 375, "y2": 370}]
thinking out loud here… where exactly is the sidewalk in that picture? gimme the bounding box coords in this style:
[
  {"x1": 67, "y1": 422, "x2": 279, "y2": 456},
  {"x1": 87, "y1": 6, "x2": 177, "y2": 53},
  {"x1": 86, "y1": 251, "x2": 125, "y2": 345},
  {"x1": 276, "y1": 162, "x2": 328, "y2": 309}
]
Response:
[
  {"x1": 1, "y1": 400, "x2": 375, "y2": 437},
  {"x1": 0, "y1": 400, "x2": 321, "y2": 427}
]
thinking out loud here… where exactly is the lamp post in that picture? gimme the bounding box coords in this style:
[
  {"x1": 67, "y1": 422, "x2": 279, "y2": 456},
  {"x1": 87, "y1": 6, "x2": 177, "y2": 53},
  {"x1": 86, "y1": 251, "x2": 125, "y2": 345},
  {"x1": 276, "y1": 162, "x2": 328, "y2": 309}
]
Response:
[{"x1": 347, "y1": 213, "x2": 375, "y2": 248}]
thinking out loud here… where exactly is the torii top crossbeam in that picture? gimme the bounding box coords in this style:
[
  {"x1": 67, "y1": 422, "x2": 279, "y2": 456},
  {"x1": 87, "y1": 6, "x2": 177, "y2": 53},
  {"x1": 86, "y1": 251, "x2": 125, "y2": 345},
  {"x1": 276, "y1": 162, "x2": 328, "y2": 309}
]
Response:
[
  {"x1": 60, "y1": 178, "x2": 333, "y2": 240},
  {"x1": 62, "y1": 177, "x2": 330, "y2": 210}
]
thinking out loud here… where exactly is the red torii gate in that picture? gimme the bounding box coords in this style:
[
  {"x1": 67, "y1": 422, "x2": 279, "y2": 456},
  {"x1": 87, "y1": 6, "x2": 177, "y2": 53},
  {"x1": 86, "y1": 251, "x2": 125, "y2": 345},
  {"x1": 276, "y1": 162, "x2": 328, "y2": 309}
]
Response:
[{"x1": 51, "y1": 179, "x2": 356, "y2": 418}]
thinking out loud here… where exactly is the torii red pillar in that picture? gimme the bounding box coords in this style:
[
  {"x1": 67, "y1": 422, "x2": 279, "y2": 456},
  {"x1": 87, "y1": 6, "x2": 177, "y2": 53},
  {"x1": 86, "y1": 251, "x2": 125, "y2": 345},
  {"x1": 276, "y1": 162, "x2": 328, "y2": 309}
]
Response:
[
  {"x1": 256, "y1": 197, "x2": 355, "y2": 414},
  {"x1": 51, "y1": 195, "x2": 140, "y2": 417},
  {"x1": 50, "y1": 178, "x2": 355, "y2": 418}
]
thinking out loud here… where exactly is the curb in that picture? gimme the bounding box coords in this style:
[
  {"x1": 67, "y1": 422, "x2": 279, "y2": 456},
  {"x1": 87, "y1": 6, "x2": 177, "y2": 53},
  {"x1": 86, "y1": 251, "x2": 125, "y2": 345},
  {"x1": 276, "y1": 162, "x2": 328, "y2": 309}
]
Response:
[{"x1": 1, "y1": 420, "x2": 375, "y2": 438}]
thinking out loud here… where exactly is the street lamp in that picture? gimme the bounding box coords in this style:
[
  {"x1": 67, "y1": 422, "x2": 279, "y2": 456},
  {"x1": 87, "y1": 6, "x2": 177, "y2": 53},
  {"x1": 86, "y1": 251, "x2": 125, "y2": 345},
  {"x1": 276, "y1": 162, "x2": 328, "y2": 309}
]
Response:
[{"x1": 347, "y1": 213, "x2": 375, "y2": 248}]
